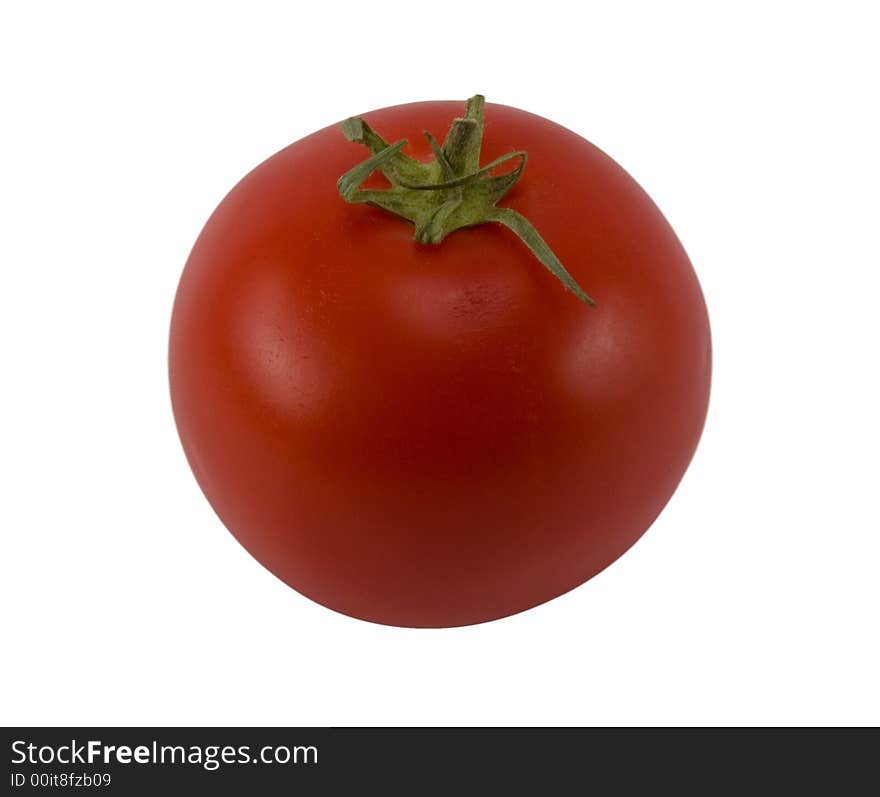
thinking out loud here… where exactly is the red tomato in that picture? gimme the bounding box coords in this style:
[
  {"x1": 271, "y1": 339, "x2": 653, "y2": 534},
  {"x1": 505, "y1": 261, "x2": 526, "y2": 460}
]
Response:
[{"x1": 169, "y1": 97, "x2": 711, "y2": 627}]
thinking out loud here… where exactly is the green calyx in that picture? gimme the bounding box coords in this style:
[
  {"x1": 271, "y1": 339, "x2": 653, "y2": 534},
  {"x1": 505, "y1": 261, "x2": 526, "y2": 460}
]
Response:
[{"x1": 336, "y1": 94, "x2": 595, "y2": 306}]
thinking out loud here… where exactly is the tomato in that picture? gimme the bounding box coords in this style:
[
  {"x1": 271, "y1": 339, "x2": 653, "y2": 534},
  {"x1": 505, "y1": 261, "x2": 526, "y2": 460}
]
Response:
[{"x1": 169, "y1": 96, "x2": 711, "y2": 627}]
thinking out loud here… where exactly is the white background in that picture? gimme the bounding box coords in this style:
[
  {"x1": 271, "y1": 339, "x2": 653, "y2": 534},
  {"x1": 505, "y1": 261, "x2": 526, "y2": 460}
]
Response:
[{"x1": 2, "y1": 1, "x2": 878, "y2": 726}]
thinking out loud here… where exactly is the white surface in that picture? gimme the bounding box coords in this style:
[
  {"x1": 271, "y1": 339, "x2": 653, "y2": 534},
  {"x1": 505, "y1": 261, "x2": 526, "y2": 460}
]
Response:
[{"x1": 1, "y1": 1, "x2": 878, "y2": 726}]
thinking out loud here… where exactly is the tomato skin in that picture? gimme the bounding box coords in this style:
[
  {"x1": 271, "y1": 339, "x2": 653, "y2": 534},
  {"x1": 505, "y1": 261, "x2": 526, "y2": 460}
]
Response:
[{"x1": 169, "y1": 100, "x2": 711, "y2": 627}]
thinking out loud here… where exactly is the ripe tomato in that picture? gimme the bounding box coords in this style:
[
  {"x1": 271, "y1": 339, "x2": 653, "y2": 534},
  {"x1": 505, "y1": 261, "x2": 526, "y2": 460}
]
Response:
[{"x1": 169, "y1": 96, "x2": 711, "y2": 627}]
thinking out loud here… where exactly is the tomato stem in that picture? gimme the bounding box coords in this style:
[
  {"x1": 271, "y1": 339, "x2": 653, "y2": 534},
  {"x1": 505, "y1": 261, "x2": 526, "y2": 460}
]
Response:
[{"x1": 336, "y1": 95, "x2": 596, "y2": 306}]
